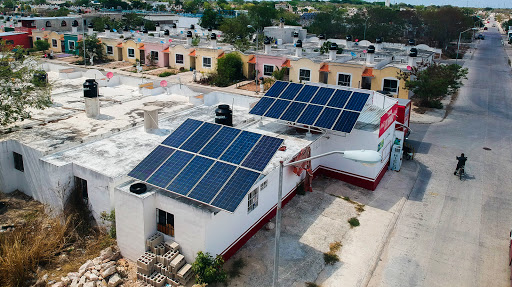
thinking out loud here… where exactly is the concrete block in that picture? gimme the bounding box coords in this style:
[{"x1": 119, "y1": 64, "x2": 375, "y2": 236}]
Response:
[
  {"x1": 177, "y1": 263, "x2": 193, "y2": 285},
  {"x1": 164, "y1": 241, "x2": 180, "y2": 253},
  {"x1": 170, "y1": 254, "x2": 185, "y2": 275}
]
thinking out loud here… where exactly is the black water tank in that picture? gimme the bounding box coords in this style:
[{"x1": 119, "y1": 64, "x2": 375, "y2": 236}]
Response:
[
  {"x1": 293, "y1": 31, "x2": 299, "y2": 38},
  {"x1": 155, "y1": 22, "x2": 160, "y2": 27},
  {"x1": 142, "y1": 27, "x2": 148, "y2": 33},
  {"x1": 409, "y1": 48, "x2": 418, "y2": 57},
  {"x1": 329, "y1": 42, "x2": 338, "y2": 50},
  {"x1": 123, "y1": 25, "x2": 129, "y2": 31},
  {"x1": 172, "y1": 23, "x2": 177, "y2": 28},
  {"x1": 346, "y1": 35, "x2": 352, "y2": 41},
  {"x1": 83, "y1": 79, "x2": 98, "y2": 98},
  {"x1": 72, "y1": 20, "x2": 79, "y2": 27},
  {"x1": 215, "y1": 105, "x2": 232, "y2": 126},
  {"x1": 318, "y1": 34, "x2": 325, "y2": 40},
  {"x1": 295, "y1": 39, "x2": 302, "y2": 47},
  {"x1": 186, "y1": 31, "x2": 193, "y2": 38},
  {"x1": 264, "y1": 37, "x2": 271, "y2": 45},
  {"x1": 208, "y1": 27, "x2": 212, "y2": 32},
  {"x1": 367, "y1": 45, "x2": 375, "y2": 53},
  {"x1": 408, "y1": 38, "x2": 415, "y2": 45},
  {"x1": 376, "y1": 37, "x2": 383, "y2": 43},
  {"x1": 87, "y1": 23, "x2": 93, "y2": 28},
  {"x1": 164, "y1": 29, "x2": 170, "y2": 35},
  {"x1": 210, "y1": 32, "x2": 216, "y2": 40},
  {"x1": 190, "y1": 24, "x2": 195, "y2": 29},
  {"x1": 130, "y1": 183, "x2": 147, "y2": 195},
  {"x1": 104, "y1": 24, "x2": 110, "y2": 30}
]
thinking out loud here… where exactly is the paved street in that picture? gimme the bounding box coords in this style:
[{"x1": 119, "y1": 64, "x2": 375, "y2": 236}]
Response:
[{"x1": 368, "y1": 26, "x2": 512, "y2": 287}]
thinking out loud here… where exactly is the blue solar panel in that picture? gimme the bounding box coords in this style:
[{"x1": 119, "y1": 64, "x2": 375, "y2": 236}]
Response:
[
  {"x1": 314, "y1": 107, "x2": 341, "y2": 129},
  {"x1": 188, "y1": 162, "x2": 237, "y2": 203},
  {"x1": 162, "y1": 119, "x2": 202, "y2": 148},
  {"x1": 199, "y1": 126, "x2": 241, "y2": 159},
  {"x1": 295, "y1": 85, "x2": 318, "y2": 102},
  {"x1": 265, "y1": 81, "x2": 288, "y2": 97},
  {"x1": 310, "y1": 88, "x2": 335, "y2": 105},
  {"x1": 128, "y1": 146, "x2": 175, "y2": 181},
  {"x1": 249, "y1": 97, "x2": 275, "y2": 116},
  {"x1": 344, "y1": 92, "x2": 369, "y2": 111},
  {"x1": 242, "y1": 136, "x2": 283, "y2": 171},
  {"x1": 332, "y1": 111, "x2": 360, "y2": 132},
  {"x1": 167, "y1": 156, "x2": 215, "y2": 195},
  {"x1": 180, "y1": 122, "x2": 221, "y2": 153},
  {"x1": 327, "y1": 90, "x2": 352, "y2": 109},
  {"x1": 278, "y1": 83, "x2": 303, "y2": 100},
  {"x1": 220, "y1": 131, "x2": 262, "y2": 164},
  {"x1": 264, "y1": 99, "x2": 291, "y2": 119},
  {"x1": 211, "y1": 168, "x2": 260, "y2": 212},
  {"x1": 296, "y1": 104, "x2": 323, "y2": 125},
  {"x1": 280, "y1": 101, "x2": 307, "y2": 122},
  {"x1": 147, "y1": 150, "x2": 194, "y2": 188}
]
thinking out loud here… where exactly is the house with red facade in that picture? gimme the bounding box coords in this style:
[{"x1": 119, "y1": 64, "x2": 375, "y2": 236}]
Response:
[{"x1": 0, "y1": 32, "x2": 30, "y2": 49}]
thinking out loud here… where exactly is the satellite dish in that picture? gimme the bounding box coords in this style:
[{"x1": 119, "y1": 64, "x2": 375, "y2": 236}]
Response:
[
  {"x1": 106, "y1": 72, "x2": 114, "y2": 79},
  {"x1": 160, "y1": 80, "x2": 168, "y2": 87}
]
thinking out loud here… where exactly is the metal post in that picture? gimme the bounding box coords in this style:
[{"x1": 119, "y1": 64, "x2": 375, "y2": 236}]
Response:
[
  {"x1": 272, "y1": 161, "x2": 284, "y2": 287},
  {"x1": 456, "y1": 31, "x2": 462, "y2": 65},
  {"x1": 255, "y1": 29, "x2": 259, "y2": 85},
  {"x1": 83, "y1": 17, "x2": 86, "y2": 67}
]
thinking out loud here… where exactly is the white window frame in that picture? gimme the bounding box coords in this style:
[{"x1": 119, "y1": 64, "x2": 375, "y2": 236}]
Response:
[
  {"x1": 175, "y1": 53, "x2": 184, "y2": 64},
  {"x1": 106, "y1": 45, "x2": 113, "y2": 55},
  {"x1": 68, "y1": 40, "x2": 75, "y2": 50},
  {"x1": 337, "y1": 72, "x2": 352, "y2": 87},
  {"x1": 127, "y1": 48, "x2": 135, "y2": 58},
  {"x1": 51, "y1": 39, "x2": 57, "y2": 47},
  {"x1": 298, "y1": 68, "x2": 311, "y2": 82},
  {"x1": 150, "y1": 50, "x2": 159, "y2": 61},
  {"x1": 247, "y1": 188, "x2": 259, "y2": 213},
  {"x1": 382, "y1": 77, "x2": 399, "y2": 94},
  {"x1": 202, "y1": 56, "x2": 212, "y2": 68},
  {"x1": 263, "y1": 64, "x2": 274, "y2": 76}
]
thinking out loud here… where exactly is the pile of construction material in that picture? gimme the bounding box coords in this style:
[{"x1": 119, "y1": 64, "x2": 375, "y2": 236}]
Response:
[
  {"x1": 136, "y1": 233, "x2": 194, "y2": 287},
  {"x1": 48, "y1": 246, "x2": 124, "y2": 287}
]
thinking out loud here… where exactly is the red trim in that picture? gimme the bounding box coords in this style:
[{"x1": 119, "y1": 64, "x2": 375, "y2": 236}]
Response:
[
  {"x1": 313, "y1": 161, "x2": 389, "y2": 191},
  {"x1": 220, "y1": 186, "x2": 298, "y2": 261}
]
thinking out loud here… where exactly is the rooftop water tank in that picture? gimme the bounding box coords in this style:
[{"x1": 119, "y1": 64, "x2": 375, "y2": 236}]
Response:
[
  {"x1": 172, "y1": 23, "x2": 177, "y2": 28},
  {"x1": 264, "y1": 37, "x2": 271, "y2": 45},
  {"x1": 215, "y1": 105, "x2": 232, "y2": 126},
  {"x1": 142, "y1": 27, "x2": 148, "y2": 33},
  {"x1": 83, "y1": 79, "x2": 98, "y2": 98},
  {"x1": 408, "y1": 38, "x2": 415, "y2": 45},
  {"x1": 318, "y1": 34, "x2": 325, "y2": 40},
  {"x1": 293, "y1": 31, "x2": 299, "y2": 38},
  {"x1": 87, "y1": 23, "x2": 93, "y2": 28},
  {"x1": 164, "y1": 29, "x2": 170, "y2": 36},
  {"x1": 210, "y1": 33, "x2": 216, "y2": 40},
  {"x1": 329, "y1": 42, "x2": 338, "y2": 50},
  {"x1": 346, "y1": 35, "x2": 353, "y2": 41},
  {"x1": 367, "y1": 45, "x2": 375, "y2": 53},
  {"x1": 295, "y1": 39, "x2": 303, "y2": 47},
  {"x1": 376, "y1": 37, "x2": 383, "y2": 43},
  {"x1": 190, "y1": 24, "x2": 195, "y2": 29},
  {"x1": 130, "y1": 183, "x2": 147, "y2": 195},
  {"x1": 409, "y1": 48, "x2": 418, "y2": 57},
  {"x1": 155, "y1": 22, "x2": 159, "y2": 27},
  {"x1": 186, "y1": 31, "x2": 193, "y2": 38}
]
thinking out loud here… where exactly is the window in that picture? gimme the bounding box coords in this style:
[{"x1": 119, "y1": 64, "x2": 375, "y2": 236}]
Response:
[
  {"x1": 299, "y1": 69, "x2": 310, "y2": 82},
  {"x1": 157, "y1": 209, "x2": 175, "y2": 237},
  {"x1": 175, "y1": 53, "x2": 184, "y2": 64},
  {"x1": 247, "y1": 188, "x2": 259, "y2": 213},
  {"x1": 260, "y1": 180, "x2": 268, "y2": 190},
  {"x1": 13, "y1": 152, "x2": 24, "y2": 172},
  {"x1": 52, "y1": 39, "x2": 57, "y2": 47},
  {"x1": 6, "y1": 40, "x2": 14, "y2": 45},
  {"x1": 263, "y1": 65, "x2": 274, "y2": 76},
  {"x1": 203, "y1": 57, "x2": 212, "y2": 68},
  {"x1": 61, "y1": 20, "x2": 67, "y2": 27},
  {"x1": 383, "y1": 79, "x2": 398, "y2": 94},
  {"x1": 68, "y1": 41, "x2": 75, "y2": 50},
  {"x1": 45, "y1": 21, "x2": 51, "y2": 27},
  {"x1": 128, "y1": 48, "x2": 135, "y2": 58},
  {"x1": 150, "y1": 51, "x2": 159, "y2": 61},
  {"x1": 337, "y1": 73, "x2": 351, "y2": 87},
  {"x1": 106, "y1": 45, "x2": 113, "y2": 55},
  {"x1": 74, "y1": 176, "x2": 88, "y2": 201},
  {"x1": 36, "y1": 37, "x2": 41, "y2": 41}
]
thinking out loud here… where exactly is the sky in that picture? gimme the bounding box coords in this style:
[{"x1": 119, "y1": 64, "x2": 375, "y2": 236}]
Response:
[{"x1": 379, "y1": 0, "x2": 510, "y2": 8}]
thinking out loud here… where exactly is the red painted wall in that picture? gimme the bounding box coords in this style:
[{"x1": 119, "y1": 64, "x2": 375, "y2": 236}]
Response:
[{"x1": 0, "y1": 33, "x2": 30, "y2": 49}]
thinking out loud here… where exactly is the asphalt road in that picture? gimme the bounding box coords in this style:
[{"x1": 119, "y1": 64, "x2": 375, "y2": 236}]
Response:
[{"x1": 368, "y1": 26, "x2": 512, "y2": 287}]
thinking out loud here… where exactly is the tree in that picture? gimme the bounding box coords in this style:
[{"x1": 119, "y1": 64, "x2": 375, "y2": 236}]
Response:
[
  {"x1": 218, "y1": 14, "x2": 250, "y2": 42},
  {"x1": 191, "y1": 251, "x2": 227, "y2": 284},
  {"x1": 247, "y1": 2, "x2": 277, "y2": 30},
  {"x1": 76, "y1": 34, "x2": 107, "y2": 65},
  {"x1": 0, "y1": 42, "x2": 52, "y2": 126},
  {"x1": 397, "y1": 62, "x2": 468, "y2": 108},
  {"x1": 34, "y1": 40, "x2": 50, "y2": 51},
  {"x1": 200, "y1": 8, "x2": 223, "y2": 29},
  {"x1": 215, "y1": 52, "x2": 243, "y2": 86},
  {"x1": 307, "y1": 12, "x2": 344, "y2": 38}
]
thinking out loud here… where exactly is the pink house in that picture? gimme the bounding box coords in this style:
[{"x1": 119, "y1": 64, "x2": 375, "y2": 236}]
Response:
[
  {"x1": 141, "y1": 41, "x2": 170, "y2": 68},
  {"x1": 248, "y1": 54, "x2": 288, "y2": 80}
]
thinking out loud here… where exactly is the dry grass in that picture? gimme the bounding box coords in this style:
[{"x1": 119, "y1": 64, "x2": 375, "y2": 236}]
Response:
[{"x1": 323, "y1": 241, "x2": 343, "y2": 265}]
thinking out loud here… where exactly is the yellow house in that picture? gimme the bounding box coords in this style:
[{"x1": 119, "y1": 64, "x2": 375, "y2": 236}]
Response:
[
  {"x1": 168, "y1": 44, "x2": 193, "y2": 71},
  {"x1": 30, "y1": 29, "x2": 50, "y2": 44},
  {"x1": 121, "y1": 39, "x2": 141, "y2": 64},
  {"x1": 192, "y1": 47, "x2": 225, "y2": 73},
  {"x1": 48, "y1": 31, "x2": 64, "y2": 53},
  {"x1": 100, "y1": 37, "x2": 123, "y2": 61},
  {"x1": 370, "y1": 66, "x2": 409, "y2": 99},
  {"x1": 231, "y1": 51, "x2": 252, "y2": 79}
]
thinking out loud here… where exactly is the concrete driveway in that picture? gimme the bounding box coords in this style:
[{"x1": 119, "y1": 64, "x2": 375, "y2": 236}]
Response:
[{"x1": 368, "y1": 25, "x2": 512, "y2": 287}]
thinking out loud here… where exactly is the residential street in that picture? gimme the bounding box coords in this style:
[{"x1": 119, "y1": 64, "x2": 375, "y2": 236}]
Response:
[{"x1": 368, "y1": 26, "x2": 512, "y2": 287}]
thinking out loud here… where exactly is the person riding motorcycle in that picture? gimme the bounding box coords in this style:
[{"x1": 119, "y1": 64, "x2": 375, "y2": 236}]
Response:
[{"x1": 454, "y1": 153, "x2": 467, "y2": 175}]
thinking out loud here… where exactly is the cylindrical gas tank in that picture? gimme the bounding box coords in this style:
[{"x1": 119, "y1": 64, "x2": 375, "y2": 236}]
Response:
[
  {"x1": 215, "y1": 104, "x2": 232, "y2": 126},
  {"x1": 83, "y1": 79, "x2": 98, "y2": 98}
]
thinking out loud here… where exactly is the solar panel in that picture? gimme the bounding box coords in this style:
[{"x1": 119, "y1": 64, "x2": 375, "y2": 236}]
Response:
[
  {"x1": 249, "y1": 81, "x2": 370, "y2": 133},
  {"x1": 128, "y1": 146, "x2": 175, "y2": 181},
  {"x1": 162, "y1": 119, "x2": 202, "y2": 148},
  {"x1": 265, "y1": 81, "x2": 288, "y2": 97},
  {"x1": 129, "y1": 120, "x2": 283, "y2": 213},
  {"x1": 242, "y1": 136, "x2": 283, "y2": 171},
  {"x1": 211, "y1": 168, "x2": 261, "y2": 212}
]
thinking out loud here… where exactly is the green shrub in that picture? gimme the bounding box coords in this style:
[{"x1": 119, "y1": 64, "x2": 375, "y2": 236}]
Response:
[
  {"x1": 158, "y1": 71, "x2": 175, "y2": 77},
  {"x1": 348, "y1": 217, "x2": 360, "y2": 227},
  {"x1": 306, "y1": 282, "x2": 320, "y2": 287},
  {"x1": 192, "y1": 251, "x2": 227, "y2": 284},
  {"x1": 323, "y1": 252, "x2": 339, "y2": 265},
  {"x1": 214, "y1": 53, "x2": 244, "y2": 87},
  {"x1": 34, "y1": 39, "x2": 50, "y2": 51}
]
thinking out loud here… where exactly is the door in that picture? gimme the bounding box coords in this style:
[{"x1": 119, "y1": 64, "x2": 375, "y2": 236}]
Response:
[
  {"x1": 140, "y1": 50, "x2": 145, "y2": 65},
  {"x1": 361, "y1": 76, "x2": 372, "y2": 90}
]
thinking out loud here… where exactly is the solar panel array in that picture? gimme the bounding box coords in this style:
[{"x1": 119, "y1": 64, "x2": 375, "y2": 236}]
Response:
[
  {"x1": 249, "y1": 81, "x2": 370, "y2": 133},
  {"x1": 128, "y1": 119, "x2": 283, "y2": 213}
]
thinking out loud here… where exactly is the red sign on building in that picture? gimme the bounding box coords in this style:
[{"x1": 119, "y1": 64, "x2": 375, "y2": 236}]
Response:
[{"x1": 379, "y1": 103, "x2": 398, "y2": 137}]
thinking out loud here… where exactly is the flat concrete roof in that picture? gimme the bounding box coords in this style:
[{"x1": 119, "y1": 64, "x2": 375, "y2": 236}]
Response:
[{"x1": 0, "y1": 31, "x2": 28, "y2": 36}]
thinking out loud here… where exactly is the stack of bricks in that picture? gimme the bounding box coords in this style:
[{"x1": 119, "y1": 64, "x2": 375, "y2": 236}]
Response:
[{"x1": 135, "y1": 233, "x2": 194, "y2": 287}]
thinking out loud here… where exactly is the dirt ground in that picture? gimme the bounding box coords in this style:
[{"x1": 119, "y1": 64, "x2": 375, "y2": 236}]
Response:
[
  {"x1": 97, "y1": 61, "x2": 133, "y2": 69},
  {"x1": 237, "y1": 81, "x2": 272, "y2": 92},
  {"x1": 0, "y1": 190, "x2": 43, "y2": 230}
]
